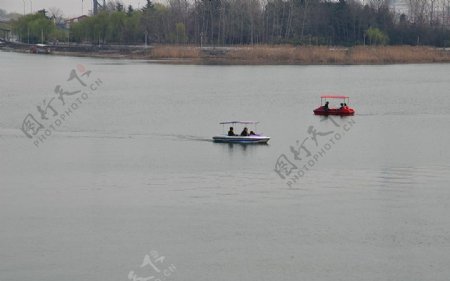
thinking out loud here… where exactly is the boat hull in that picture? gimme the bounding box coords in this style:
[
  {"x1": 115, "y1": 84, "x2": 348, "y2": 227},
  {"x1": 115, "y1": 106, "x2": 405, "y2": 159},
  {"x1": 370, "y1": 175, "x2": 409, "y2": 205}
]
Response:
[
  {"x1": 212, "y1": 135, "x2": 270, "y2": 144},
  {"x1": 313, "y1": 107, "x2": 355, "y2": 116}
]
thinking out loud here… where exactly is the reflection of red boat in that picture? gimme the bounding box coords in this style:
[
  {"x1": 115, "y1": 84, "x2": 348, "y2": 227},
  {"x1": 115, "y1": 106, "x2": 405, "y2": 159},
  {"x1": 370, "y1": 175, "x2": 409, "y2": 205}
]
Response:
[
  {"x1": 313, "y1": 95, "x2": 355, "y2": 116},
  {"x1": 30, "y1": 44, "x2": 51, "y2": 54}
]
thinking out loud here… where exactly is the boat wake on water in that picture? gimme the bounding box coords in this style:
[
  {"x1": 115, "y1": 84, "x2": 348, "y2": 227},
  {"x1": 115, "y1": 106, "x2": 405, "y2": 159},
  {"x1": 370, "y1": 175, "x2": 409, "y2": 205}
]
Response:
[
  {"x1": 170, "y1": 134, "x2": 212, "y2": 142},
  {"x1": 0, "y1": 128, "x2": 214, "y2": 143}
]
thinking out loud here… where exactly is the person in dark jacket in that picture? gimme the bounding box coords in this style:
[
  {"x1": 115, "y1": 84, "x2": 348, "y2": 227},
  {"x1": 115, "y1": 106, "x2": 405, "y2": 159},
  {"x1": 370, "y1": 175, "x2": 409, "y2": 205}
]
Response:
[
  {"x1": 240, "y1": 127, "x2": 249, "y2": 136},
  {"x1": 228, "y1": 127, "x2": 237, "y2": 136}
]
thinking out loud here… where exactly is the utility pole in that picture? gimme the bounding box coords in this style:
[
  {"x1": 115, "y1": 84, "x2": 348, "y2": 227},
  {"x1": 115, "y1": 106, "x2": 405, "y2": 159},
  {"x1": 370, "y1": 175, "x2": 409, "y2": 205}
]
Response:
[
  {"x1": 144, "y1": 31, "x2": 148, "y2": 48},
  {"x1": 29, "y1": 0, "x2": 32, "y2": 13}
]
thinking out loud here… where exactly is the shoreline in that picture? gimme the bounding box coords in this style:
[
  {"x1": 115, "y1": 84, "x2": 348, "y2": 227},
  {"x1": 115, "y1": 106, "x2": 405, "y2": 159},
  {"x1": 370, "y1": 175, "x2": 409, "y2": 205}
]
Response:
[{"x1": 2, "y1": 43, "x2": 450, "y2": 65}]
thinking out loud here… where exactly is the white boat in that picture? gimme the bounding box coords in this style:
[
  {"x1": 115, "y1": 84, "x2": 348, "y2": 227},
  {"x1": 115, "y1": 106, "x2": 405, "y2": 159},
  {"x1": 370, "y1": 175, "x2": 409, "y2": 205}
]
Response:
[{"x1": 212, "y1": 121, "x2": 270, "y2": 144}]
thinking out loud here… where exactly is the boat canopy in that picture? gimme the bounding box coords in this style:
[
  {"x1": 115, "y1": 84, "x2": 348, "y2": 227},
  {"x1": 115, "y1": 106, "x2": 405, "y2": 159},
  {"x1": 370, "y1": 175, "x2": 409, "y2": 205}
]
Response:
[
  {"x1": 219, "y1": 121, "x2": 259, "y2": 125},
  {"x1": 320, "y1": 95, "x2": 349, "y2": 99}
]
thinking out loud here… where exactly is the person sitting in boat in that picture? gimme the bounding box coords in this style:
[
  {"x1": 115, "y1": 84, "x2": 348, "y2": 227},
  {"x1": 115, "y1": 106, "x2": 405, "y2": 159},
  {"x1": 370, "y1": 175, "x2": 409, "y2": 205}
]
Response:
[
  {"x1": 240, "y1": 127, "x2": 249, "y2": 136},
  {"x1": 339, "y1": 103, "x2": 344, "y2": 109},
  {"x1": 228, "y1": 127, "x2": 237, "y2": 136},
  {"x1": 249, "y1": 130, "x2": 256, "y2": 136},
  {"x1": 324, "y1": 101, "x2": 329, "y2": 111}
]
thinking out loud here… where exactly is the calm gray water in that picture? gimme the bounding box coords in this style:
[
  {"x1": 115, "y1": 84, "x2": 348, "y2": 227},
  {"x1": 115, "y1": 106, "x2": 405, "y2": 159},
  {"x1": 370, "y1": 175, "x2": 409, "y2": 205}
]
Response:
[{"x1": 1, "y1": 51, "x2": 450, "y2": 281}]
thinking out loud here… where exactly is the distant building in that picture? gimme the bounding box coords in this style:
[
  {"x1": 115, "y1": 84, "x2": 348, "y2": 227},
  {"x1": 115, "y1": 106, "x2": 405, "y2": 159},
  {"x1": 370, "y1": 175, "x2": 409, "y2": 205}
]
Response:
[
  {"x1": 0, "y1": 18, "x2": 12, "y2": 41},
  {"x1": 389, "y1": 0, "x2": 409, "y2": 15}
]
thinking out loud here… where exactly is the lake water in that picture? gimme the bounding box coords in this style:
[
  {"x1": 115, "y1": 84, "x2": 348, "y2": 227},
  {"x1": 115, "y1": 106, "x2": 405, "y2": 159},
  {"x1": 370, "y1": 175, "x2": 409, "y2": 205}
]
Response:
[{"x1": 1, "y1": 51, "x2": 450, "y2": 281}]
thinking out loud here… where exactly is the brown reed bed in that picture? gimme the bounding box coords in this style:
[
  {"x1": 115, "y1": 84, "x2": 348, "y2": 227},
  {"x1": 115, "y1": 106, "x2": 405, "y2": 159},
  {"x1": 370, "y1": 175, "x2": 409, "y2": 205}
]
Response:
[
  {"x1": 138, "y1": 45, "x2": 450, "y2": 64},
  {"x1": 145, "y1": 45, "x2": 201, "y2": 59},
  {"x1": 47, "y1": 44, "x2": 450, "y2": 64},
  {"x1": 347, "y1": 46, "x2": 450, "y2": 64},
  {"x1": 224, "y1": 45, "x2": 450, "y2": 64},
  {"x1": 226, "y1": 45, "x2": 348, "y2": 64}
]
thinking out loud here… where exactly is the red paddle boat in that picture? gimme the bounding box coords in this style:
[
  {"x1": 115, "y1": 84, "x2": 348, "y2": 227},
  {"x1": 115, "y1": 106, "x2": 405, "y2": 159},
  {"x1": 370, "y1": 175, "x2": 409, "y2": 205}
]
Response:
[{"x1": 313, "y1": 95, "x2": 355, "y2": 116}]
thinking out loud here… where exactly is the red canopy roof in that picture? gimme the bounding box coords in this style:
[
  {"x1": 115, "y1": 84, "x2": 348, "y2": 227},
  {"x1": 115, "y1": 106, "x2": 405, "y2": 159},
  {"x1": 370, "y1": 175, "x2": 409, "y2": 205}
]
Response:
[{"x1": 320, "y1": 95, "x2": 349, "y2": 99}]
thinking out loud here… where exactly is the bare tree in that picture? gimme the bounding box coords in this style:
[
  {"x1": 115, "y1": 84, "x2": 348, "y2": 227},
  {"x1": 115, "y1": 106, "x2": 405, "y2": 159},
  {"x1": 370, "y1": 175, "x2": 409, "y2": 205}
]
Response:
[
  {"x1": 408, "y1": 0, "x2": 428, "y2": 24},
  {"x1": 369, "y1": 0, "x2": 389, "y2": 11},
  {"x1": 48, "y1": 7, "x2": 64, "y2": 25}
]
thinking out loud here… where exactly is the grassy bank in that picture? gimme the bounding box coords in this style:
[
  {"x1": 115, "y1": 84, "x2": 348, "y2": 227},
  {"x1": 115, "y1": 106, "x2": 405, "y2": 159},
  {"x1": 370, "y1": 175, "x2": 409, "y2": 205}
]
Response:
[
  {"x1": 4, "y1": 42, "x2": 450, "y2": 64},
  {"x1": 137, "y1": 45, "x2": 450, "y2": 65}
]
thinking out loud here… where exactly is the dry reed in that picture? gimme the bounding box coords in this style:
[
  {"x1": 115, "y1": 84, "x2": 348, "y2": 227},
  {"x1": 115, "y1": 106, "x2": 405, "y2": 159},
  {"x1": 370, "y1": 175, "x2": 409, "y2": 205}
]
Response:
[
  {"x1": 81, "y1": 44, "x2": 450, "y2": 64},
  {"x1": 149, "y1": 45, "x2": 201, "y2": 59}
]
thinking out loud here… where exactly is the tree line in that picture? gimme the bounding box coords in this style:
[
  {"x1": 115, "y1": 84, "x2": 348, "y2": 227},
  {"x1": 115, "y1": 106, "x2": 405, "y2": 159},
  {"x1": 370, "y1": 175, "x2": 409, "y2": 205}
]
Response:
[
  {"x1": 12, "y1": 0, "x2": 450, "y2": 46},
  {"x1": 11, "y1": 10, "x2": 66, "y2": 44}
]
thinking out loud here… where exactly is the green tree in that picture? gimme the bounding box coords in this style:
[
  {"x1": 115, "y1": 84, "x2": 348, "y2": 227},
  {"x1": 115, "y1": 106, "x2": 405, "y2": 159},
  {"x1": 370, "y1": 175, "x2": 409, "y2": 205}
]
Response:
[
  {"x1": 366, "y1": 27, "x2": 389, "y2": 45},
  {"x1": 12, "y1": 12, "x2": 56, "y2": 43},
  {"x1": 108, "y1": 11, "x2": 127, "y2": 42},
  {"x1": 174, "y1": 22, "x2": 187, "y2": 43}
]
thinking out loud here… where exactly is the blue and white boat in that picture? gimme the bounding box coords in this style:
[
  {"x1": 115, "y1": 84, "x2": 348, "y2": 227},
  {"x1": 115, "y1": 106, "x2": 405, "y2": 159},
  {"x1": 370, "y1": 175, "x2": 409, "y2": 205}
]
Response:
[{"x1": 212, "y1": 121, "x2": 270, "y2": 144}]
